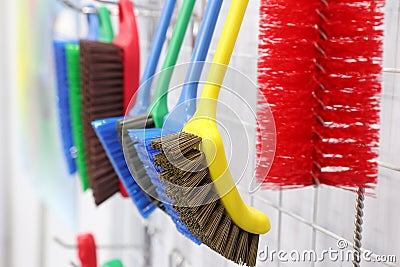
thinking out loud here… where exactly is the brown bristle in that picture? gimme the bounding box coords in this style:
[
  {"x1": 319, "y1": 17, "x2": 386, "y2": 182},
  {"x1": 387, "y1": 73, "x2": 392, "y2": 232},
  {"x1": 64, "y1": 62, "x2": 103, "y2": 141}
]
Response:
[
  {"x1": 152, "y1": 133, "x2": 261, "y2": 266},
  {"x1": 211, "y1": 215, "x2": 231, "y2": 252},
  {"x1": 151, "y1": 132, "x2": 201, "y2": 156},
  {"x1": 203, "y1": 205, "x2": 225, "y2": 239},
  {"x1": 248, "y1": 234, "x2": 259, "y2": 267},
  {"x1": 80, "y1": 40, "x2": 124, "y2": 205},
  {"x1": 223, "y1": 224, "x2": 239, "y2": 259},
  {"x1": 235, "y1": 231, "x2": 249, "y2": 264},
  {"x1": 196, "y1": 201, "x2": 218, "y2": 228}
]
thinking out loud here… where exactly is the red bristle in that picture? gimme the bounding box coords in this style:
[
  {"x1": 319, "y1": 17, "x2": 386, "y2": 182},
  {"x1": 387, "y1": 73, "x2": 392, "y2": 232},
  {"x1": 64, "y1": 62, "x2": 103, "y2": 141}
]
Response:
[
  {"x1": 257, "y1": 0, "x2": 321, "y2": 188},
  {"x1": 257, "y1": 0, "x2": 384, "y2": 190}
]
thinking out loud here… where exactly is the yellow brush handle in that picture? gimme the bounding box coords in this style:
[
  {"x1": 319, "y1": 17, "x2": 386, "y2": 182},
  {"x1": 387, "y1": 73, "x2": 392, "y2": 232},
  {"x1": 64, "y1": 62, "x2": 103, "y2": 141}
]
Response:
[
  {"x1": 183, "y1": 0, "x2": 271, "y2": 234},
  {"x1": 196, "y1": 0, "x2": 249, "y2": 119}
]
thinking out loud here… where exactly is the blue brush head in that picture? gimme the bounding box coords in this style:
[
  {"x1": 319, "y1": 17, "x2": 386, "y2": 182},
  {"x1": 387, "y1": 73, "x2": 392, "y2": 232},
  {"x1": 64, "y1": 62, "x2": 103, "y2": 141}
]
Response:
[
  {"x1": 128, "y1": 128, "x2": 202, "y2": 245},
  {"x1": 92, "y1": 117, "x2": 156, "y2": 218},
  {"x1": 53, "y1": 40, "x2": 77, "y2": 174}
]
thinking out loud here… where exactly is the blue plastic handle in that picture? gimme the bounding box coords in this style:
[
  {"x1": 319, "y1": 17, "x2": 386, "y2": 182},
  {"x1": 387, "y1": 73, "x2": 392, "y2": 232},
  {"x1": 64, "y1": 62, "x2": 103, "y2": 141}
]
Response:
[
  {"x1": 129, "y1": 0, "x2": 177, "y2": 116},
  {"x1": 177, "y1": 0, "x2": 223, "y2": 108},
  {"x1": 86, "y1": 5, "x2": 99, "y2": 41}
]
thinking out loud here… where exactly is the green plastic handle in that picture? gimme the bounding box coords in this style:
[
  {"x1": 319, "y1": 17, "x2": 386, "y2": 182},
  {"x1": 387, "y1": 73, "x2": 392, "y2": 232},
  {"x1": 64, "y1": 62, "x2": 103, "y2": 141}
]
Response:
[
  {"x1": 98, "y1": 7, "x2": 114, "y2": 43},
  {"x1": 102, "y1": 259, "x2": 123, "y2": 267},
  {"x1": 149, "y1": 0, "x2": 196, "y2": 128}
]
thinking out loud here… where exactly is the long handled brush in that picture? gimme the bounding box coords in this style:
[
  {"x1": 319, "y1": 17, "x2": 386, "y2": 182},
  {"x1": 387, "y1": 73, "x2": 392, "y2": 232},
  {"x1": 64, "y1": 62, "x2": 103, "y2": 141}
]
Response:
[
  {"x1": 256, "y1": 0, "x2": 384, "y2": 190},
  {"x1": 126, "y1": 0, "x2": 223, "y2": 242},
  {"x1": 92, "y1": 0, "x2": 177, "y2": 218},
  {"x1": 117, "y1": 0, "x2": 198, "y2": 241},
  {"x1": 148, "y1": 1, "x2": 270, "y2": 265},
  {"x1": 66, "y1": 6, "x2": 113, "y2": 190},
  {"x1": 80, "y1": 0, "x2": 140, "y2": 205}
]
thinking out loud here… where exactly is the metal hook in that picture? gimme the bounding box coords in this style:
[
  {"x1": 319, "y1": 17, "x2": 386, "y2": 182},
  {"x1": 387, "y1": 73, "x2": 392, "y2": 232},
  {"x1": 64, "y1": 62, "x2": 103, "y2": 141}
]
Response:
[
  {"x1": 57, "y1": 0, "x2": 98, "y2": 14},
  {"x1": 58, "y1": 0, "x2": 161, "y2": 17},
  {"x1": 54, "y1": 237, "x2": 144, "y2": 250}
]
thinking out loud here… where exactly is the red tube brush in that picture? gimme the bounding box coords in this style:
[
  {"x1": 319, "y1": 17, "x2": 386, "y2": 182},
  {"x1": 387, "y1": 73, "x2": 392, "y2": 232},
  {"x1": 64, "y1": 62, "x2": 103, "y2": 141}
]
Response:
[{"x1": 256, "y1": 0, "x2": 385, "y2": 190}]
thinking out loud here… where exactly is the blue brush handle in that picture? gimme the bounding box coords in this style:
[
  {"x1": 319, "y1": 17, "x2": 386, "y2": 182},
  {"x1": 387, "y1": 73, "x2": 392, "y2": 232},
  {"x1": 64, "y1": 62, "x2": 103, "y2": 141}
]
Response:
[
  {"x1": 86, "y1": 5, "x2": 99, "y2": 41},
  {"x1": 129, "y1": 0, "x2": 177, "y2": 116},
  {"x1": 177, "y1": 0, "x2": 223, "y2": 107}
]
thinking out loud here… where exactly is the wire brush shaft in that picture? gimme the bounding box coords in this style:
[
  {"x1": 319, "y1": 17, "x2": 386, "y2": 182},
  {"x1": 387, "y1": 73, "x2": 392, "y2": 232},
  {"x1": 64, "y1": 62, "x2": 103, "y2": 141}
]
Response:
[{"x1": 257, "y1": 0, "x2": 384, "y2": 190}]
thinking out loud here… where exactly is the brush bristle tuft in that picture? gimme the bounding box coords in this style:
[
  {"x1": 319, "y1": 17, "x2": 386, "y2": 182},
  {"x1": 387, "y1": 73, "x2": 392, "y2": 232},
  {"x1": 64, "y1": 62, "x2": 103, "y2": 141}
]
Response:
[{"x1": 80, "y1": 40, "x2": 124, "y2": 205}]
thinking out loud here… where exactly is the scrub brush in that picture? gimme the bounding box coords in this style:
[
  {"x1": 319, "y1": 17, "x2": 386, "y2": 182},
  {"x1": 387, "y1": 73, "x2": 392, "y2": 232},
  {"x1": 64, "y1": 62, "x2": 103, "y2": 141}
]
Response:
[
  {"x1": 149, "y1": 1, "x2": 270, "y2": 266},
  {"x1": 66, "y1": 6, "x2": 112, "y2": 190},
  {"x1": 80, "y1": 0, "x2": 139, "y2": 205},
  {"x1": 126, "y1": 0, "x2": 222, "y2": 242},
  {"x1": 92, "y1": 0, "x2": 176, "y2": 218}
]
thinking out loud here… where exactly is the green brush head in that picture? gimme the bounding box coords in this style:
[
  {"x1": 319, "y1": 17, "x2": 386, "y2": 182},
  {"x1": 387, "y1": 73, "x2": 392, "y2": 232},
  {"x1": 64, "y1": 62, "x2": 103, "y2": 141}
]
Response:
[{"x1": 66, "y1": 43, "x2": 89, "y2": 191}]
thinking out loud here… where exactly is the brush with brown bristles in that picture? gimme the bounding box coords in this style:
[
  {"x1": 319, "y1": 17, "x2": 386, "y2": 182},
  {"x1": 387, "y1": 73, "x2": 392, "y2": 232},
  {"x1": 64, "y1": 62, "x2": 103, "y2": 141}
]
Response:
[
  {"x1": 150, "y1": 133, "x2": 260, "y2": 266},
  {"x1": 80, "y1": 0, "x2": 140, "y2": 205},
  {"x1": 144, "y1": 1, "x2": 271, "y2": 265}
]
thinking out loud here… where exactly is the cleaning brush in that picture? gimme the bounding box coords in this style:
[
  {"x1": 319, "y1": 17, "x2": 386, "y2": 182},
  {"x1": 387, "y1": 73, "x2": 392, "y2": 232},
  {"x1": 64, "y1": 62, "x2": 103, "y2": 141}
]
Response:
[
  {"x1": 66, "y1": 6, "x2": 112, "y2": 190},
  {"x1": 53, "y1": 39, "x2": 79, "y2": 174},
  {"x1": 92, "y1": 0, "x2": 177, "y2": 218},
  {"x1": 118, "y1": 0, "x2": 198, "y2": 241},
  {"x1": 147, "y1": 1, "x2": 270, "y2": 265},
  {"x1": 126, "y1": 0, "x2": 222, "y2": 241},
  {"x1": 80, "y1": 0, "x2": 139, "y2": 205},
  {"x1": 256, "y1": 0, "x2": 384, "y2": 190}
]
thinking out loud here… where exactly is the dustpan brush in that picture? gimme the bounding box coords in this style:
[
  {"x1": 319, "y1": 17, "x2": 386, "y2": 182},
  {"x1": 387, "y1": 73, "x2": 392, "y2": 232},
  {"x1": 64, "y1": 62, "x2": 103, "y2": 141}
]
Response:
[
  {"x1": 80, "y1": 0, "x2": 140, "y2": 204},
  {"x1": 256, "y1": 0, "x2": 384, "y2": 190}
]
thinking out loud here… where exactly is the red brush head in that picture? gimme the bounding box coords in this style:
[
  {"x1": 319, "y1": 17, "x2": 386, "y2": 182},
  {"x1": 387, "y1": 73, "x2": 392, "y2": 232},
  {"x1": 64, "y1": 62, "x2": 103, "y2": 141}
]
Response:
[
  {"x1": 257, "y1": 0, "x2": 384, "y2": 191},
  {"x1": 113, "y1": 0, "x2": 140, "y2": 113},
  {"x1": 77, "y1": 233, "x2": 97, "y2": 267}
]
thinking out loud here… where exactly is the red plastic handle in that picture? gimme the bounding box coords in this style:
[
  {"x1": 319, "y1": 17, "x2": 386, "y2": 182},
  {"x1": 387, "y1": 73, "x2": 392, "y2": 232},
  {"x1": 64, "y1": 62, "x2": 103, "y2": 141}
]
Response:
[
  {"x1": 77, "y1": 233, "x2": 97, "y2": 267},
  {"x1": 113, "y1": 0, "x2": 140, "y2": 198},
  {"x1": 113, "y1": 0, "x2": 140, "y2": 113}
]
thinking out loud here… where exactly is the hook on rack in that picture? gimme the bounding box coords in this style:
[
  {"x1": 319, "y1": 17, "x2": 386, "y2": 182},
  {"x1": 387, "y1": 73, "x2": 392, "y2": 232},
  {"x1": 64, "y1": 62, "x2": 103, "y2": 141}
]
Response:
[
  {"x1": 57, "y1": 0, "x2": 98, "y2": 14},
  {"x1": 54, "y1": 236, "x2": 144, "y2": 250},
  {"x1": 58, "y1": 0, "x2": 163, "y2": 18}
]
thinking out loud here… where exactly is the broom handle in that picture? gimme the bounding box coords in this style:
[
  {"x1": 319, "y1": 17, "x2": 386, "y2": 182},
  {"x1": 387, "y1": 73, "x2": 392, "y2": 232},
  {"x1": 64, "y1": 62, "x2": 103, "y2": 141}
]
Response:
[
  {"x1": 86, "y1": 4, "x2": 99, "y2": 41},
  {"x1": 177, "y1": 0, "x2": 223, "y2": 107},
  {"x1": 150, "y1": 0, "x2": 196, "y2": 127},
  {"x1": 129, "y1": 0, "x2": 176, "y2": 116},
  {"x1": 195, "y1": 0, "x2": 249, "y2": 119}
]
